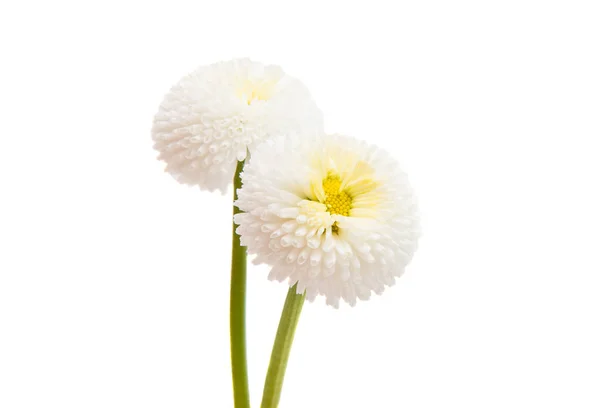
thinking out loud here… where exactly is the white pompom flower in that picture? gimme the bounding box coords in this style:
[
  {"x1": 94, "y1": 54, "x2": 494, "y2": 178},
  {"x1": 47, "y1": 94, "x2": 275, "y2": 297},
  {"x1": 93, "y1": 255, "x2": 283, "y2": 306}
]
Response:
[
  {"x1": 234, "y1": 134, "x2": 420, "y2": 307},
  {"x1": 151, "y1": 58, "x2": 323, "y2": 193}
]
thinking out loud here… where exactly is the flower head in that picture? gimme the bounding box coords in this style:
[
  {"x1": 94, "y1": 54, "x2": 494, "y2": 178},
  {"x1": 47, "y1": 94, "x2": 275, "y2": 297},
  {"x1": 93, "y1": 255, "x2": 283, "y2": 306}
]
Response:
[
  {"x1": 151, "y1": 58, "x2": 323, "y2": 193},
  {"x1": 234, "y1": 134, "x2": 420, "y2": 307}
]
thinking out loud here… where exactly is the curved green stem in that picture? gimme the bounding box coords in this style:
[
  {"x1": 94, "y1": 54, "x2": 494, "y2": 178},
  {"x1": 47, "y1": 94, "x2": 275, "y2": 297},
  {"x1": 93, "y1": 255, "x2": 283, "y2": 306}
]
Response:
[
  {"x1": 261, "y1": 286, "x2": 306, "y2": 408},
  {"x1": 231, "y1": 159, "x2": 250, "y2": 408}
]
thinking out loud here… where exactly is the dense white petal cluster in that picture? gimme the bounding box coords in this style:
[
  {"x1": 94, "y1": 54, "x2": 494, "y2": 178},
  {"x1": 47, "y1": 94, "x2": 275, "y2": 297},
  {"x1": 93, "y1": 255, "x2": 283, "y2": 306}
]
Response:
[
  {"x1": 234, "y1": 134, "x2": 420, "y2": 307},
  {"x1": 151, "y1": 59, "x2": 323, "y2": 193}
]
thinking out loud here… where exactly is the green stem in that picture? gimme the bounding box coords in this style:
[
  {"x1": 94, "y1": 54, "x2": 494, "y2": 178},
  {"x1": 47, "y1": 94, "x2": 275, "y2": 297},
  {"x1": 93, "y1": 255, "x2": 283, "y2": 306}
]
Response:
[
  {"x1": 261, "y1": 286, "x2": 306, "y2": 408},
  {"x1": 231, "y1": 159, "x2": 250, "y2": 408}
]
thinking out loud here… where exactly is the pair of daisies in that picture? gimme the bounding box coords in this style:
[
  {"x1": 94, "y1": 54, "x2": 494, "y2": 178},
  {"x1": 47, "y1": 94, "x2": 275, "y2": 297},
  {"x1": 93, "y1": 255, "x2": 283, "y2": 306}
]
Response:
[{"x1": 152, "y1": 58, "x2": 419, "y2": 307}]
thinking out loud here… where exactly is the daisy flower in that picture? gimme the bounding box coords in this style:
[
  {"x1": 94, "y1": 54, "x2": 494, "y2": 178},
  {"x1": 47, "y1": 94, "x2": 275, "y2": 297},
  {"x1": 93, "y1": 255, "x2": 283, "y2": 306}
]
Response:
[
  {"x1": 234, "y1": 134, "x2": 420, "y2": 307},
  {"x1": 151, "y1": 58, "x2": 323, "y2": 193}
]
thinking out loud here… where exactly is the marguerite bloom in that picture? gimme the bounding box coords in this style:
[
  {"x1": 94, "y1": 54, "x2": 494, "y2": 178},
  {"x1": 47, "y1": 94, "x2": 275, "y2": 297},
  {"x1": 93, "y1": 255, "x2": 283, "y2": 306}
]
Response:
[
  {"x1": 151, "y1": 58, "x2": 323, "y2": 193},
  {"x1": 234, "y1": 134, "x2": 420, "y2": 307}
]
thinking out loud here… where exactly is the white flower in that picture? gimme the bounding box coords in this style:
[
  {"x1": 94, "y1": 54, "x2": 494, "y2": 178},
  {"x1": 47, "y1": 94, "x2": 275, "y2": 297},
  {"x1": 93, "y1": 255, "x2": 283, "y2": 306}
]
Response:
[
  {"x1": 234, "y1": 134, "x2": 420, "y2": 307},
  {"x1": 151, "y1": 58, "x2": 323, "y2": 193}
]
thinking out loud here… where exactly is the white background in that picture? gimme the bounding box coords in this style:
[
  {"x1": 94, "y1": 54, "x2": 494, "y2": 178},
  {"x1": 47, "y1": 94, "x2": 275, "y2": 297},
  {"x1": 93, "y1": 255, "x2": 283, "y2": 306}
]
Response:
[{"x1": 1, "y1": 1, "x2": 599, "y2": 407}]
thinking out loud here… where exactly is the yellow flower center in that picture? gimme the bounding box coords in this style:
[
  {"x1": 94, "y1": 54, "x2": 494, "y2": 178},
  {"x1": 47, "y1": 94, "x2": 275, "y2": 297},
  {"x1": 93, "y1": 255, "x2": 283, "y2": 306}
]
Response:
[
  {"x1": 308, "y1": 160, "x2": 379, "y2": 234},
  {"x1": 322, "y1": 174, "x2": 352, "y2": 216},
  {"x1": 237, "y1": 80, "x2": 275, "y2": 104},
  {"x1": 321, "y1": 174, "x2": 353, "y2": 234}
]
